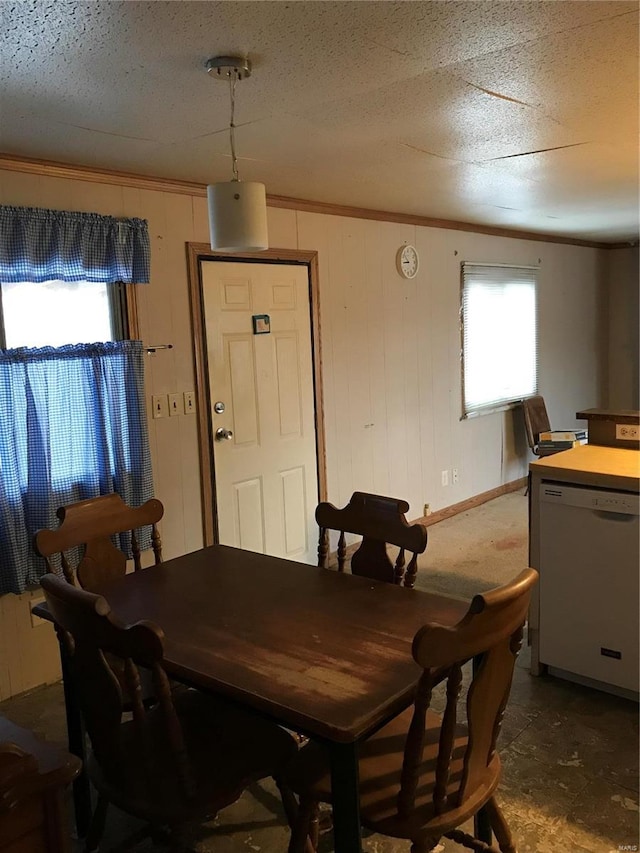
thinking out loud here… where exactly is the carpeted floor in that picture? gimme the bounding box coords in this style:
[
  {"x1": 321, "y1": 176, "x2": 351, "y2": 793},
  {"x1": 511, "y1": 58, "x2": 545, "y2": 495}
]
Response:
[
  {"x1": 1, "y1": 490, "x2": 637, "y2": 852},
  {"x1": 414, "y1": 490, "x2": 529, "y2": 599}
]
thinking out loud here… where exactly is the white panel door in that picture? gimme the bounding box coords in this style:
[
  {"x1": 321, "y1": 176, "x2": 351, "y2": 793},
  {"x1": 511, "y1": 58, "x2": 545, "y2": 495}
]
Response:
[{"x1": 202, "y1": 261, "x2": 318, "y2": 563}]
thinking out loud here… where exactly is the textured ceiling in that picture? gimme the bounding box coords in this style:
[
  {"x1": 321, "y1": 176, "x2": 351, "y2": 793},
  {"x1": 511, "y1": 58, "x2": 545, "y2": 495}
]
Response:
[{"x1": 1, "y1": 0, "x2": 638, "y2": 243}]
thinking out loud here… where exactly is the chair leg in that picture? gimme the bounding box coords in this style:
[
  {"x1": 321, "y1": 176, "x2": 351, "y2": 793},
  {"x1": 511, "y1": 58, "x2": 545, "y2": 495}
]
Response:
[
  {"x1": 475, "y1": 805, "x2": 493, "y2": 845},
  {"x1": 484, "y1": 796, "x2": 516, "y2": 853},
  {"x1": 410, "y1": 838, "x2": 441, "y2": 853},
  {"x1": 308, "y1": 801, "x2": 320, "y2": 850},
  {"x1": 288, "y1": 796, "x2": 318, "y2": 853},
  {"x1": 84, "y1": 794, "x2": 109, "y2": 853},
  {"x1": 275, "y1": 780, "x2": 318, "y2": 853},
  {"x1": 275, "y1": 776, "x2": 300, "y2": 828}
]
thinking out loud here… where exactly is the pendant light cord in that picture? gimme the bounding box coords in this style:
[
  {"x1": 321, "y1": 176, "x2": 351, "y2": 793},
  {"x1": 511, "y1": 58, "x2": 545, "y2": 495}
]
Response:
[{"x1": 228, "y1": 70, "x2": 239, "y2": 182}]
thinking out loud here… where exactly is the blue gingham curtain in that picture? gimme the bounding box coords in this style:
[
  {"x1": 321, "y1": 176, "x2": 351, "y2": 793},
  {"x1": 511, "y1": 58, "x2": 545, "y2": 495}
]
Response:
[
  {"x1": 0, "y1": 205, "x2": 150, "y2": 284},
  {"x1": 0, "y1": 341, "x2": 153, "y2": 594}
]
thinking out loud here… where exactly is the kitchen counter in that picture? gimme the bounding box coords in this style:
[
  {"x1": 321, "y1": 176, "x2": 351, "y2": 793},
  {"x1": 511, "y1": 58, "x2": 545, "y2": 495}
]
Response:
[{"x1": 530, "y1": 444, "x2": 640, "y2": 492}]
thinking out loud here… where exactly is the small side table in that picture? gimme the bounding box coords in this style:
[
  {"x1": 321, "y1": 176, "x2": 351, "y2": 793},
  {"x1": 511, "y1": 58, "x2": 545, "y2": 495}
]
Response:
[{"x1": 0, "y1": 715, "x2": 81, "y2": 853}]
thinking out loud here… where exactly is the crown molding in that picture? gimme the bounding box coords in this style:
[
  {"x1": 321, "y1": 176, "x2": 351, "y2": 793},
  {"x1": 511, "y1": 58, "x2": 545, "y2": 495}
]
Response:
[{"x1": 0, "y1": 153, "x2": 633, "y2": 250}]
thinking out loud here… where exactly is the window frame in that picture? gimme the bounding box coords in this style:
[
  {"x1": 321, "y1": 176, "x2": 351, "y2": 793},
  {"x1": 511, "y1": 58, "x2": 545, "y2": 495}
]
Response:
[{"x1": 460, "y1": 262, "x2": 539, "y2": 420}]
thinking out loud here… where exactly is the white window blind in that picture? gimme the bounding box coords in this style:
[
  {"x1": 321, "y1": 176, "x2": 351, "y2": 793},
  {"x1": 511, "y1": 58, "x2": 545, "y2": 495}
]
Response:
[{"x1": 461, "y1": 263, "x2": 538, "y2": 417}]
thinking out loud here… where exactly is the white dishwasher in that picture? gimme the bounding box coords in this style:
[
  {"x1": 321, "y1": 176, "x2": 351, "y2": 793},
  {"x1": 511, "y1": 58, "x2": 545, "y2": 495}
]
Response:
[{"x1": 539, "y1": 482, "x2": 639, "y2": 696}]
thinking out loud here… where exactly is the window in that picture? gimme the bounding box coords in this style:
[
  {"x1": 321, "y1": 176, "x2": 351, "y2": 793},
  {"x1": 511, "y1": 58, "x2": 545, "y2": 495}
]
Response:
[
  {"x1": 1, "y1": 280, "x2": 112, "y2": 348},
  {"x1": 0, "y1": 204, "x2": 152, "y2": 595},
  {"x1": 0, "y1": 279, "x2": 132, "y2": 348},
  {"x1": 461, "y1": 263, "x2": 538, "y2": 418}
]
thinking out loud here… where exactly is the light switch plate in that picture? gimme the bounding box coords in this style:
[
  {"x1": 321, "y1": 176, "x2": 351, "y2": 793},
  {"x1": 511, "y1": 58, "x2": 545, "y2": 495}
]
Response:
[
  {"x1": 152, "y1": 395, "x2": 168, "y2": 419},
  {"x1": 183, "y1": 391, "x2": 196, "y2": 414},
  {"x1": 168, "y1": 393, "x2": 181, "y2": 417}
]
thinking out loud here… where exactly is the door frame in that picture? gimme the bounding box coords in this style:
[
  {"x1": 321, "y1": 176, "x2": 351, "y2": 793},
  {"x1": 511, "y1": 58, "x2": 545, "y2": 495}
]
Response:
[{"x1": 186, "y1": 242, "x2": 327, "y2": 546}]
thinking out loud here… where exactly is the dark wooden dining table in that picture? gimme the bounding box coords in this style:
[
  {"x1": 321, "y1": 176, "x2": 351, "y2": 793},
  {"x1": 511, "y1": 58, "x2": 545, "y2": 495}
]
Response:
[{"x1": 36, "y1": 543, "x2": 470, "y2": 852}]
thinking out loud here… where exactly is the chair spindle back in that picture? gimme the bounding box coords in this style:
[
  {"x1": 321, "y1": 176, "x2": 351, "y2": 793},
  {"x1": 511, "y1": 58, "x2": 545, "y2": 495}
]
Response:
[
  {"x1": 35, "y1": 493, "x2": 164, "y2": 591},
  {"x1": 316, "y1": 492, "x2": 428, "y2": 588}
]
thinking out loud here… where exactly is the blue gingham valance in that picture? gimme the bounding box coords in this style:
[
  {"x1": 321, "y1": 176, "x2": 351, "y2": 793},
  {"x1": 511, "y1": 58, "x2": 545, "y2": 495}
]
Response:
[{"x1": 0, "y1": 205, "x2": 150, "y2": 284}]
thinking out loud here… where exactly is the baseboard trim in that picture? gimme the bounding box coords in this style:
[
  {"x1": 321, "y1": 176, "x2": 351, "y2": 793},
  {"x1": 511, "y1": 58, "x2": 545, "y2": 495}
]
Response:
[{"x1": 412, "y1": 478, "x2": 527, "y2": 527}]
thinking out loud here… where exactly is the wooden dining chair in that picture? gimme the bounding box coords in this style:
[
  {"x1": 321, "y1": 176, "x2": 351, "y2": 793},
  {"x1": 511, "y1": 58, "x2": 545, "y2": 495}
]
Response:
[
  {"x1": 35, "y1": 494, "x2": 165, "y2": 712},
  {"x1": 316, "y1": 491, "x2": 428, "y2": 588},
  {"x1": 35, "y1": 493, "x2": 164, "y2": 592},
  {"x1": 282, "y1": 567, "x2": 538, "y2": 853},
  {"x1": 40, "y1": 573, "x2": 299, "y2": 853}
]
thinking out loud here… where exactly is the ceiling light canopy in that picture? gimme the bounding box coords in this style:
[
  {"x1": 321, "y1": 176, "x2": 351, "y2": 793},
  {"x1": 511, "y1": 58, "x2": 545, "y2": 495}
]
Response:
[{"x1": 206, "y1": 55, "x2": 268, "y2": 253}]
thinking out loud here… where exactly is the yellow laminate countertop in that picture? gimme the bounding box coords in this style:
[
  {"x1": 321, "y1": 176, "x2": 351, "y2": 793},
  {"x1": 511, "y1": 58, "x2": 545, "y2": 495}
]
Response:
[{"x1": 530, "y1": 445, "x2": 640, "y2": 492}]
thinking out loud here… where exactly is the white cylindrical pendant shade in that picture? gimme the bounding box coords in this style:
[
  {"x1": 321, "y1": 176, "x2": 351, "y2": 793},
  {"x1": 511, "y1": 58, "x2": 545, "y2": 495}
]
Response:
[{"x1": 207, "y1": 181, "x2": 268, "y2": 252}]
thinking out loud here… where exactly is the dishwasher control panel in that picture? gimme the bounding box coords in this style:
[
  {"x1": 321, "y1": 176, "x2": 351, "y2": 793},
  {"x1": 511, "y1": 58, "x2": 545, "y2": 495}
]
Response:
[
  {"x1": 541, "y1": 483, "x2": 639, "y2": 515},
  {"x1": 593, "y1": 494, "x2": 636, "y2": 511}
]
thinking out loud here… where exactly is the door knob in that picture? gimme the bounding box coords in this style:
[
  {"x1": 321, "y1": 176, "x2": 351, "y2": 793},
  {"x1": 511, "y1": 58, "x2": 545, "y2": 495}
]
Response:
[{"x1": 215, "y1": 427, "x2": 233, "y2": 441}]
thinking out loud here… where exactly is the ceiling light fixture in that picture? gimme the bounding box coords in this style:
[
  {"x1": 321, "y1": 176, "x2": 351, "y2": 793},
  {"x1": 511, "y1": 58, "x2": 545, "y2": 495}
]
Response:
[{"x1": 205, "y1": 55, "x2": 268, "y2": 252}]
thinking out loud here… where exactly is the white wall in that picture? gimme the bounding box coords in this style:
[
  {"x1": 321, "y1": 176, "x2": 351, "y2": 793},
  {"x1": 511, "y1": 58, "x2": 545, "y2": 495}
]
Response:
[
  {"x1": 299, "y1": 212, "x2": 603, "y2": 511},
  {"x1": 0, "y1": 167, "x2": 605, "y2": 698}
]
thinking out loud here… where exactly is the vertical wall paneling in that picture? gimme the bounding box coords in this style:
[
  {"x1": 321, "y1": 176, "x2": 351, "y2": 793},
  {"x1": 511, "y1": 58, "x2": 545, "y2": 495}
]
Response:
[
  {"x1": 163, "y1": 193, "x2": 205, "y2": 555},
  {"x1": 0, "y1": 599, "x2": 11, "y2": 700},
  {"x1": 429, "y1": 231, "x2": 456, "y2": 509},
  {"x1": 37, "y1": 174, "x2": 76, "y2": 213},
  {"x1": 266, "y1": 206, "x2": 299, "y2": 251},
  {"x1": 343, "y1": 219, "x2": 375, "y2": 498},
  {"x1": 364, "y1": 223, "x2": 392, "y2": 498},
  {"x1": 0, "y1": 592, "x2": 61, "y2": 702},
  {"x1": 325, "y1": 216, "x2": 355, "y2": 502},
  {"x1": 136, "y1": 188, "x2": 186, "y2": 560},
  {"x1": 381, "y1": 223, "x2": 410, "y2": 504},
  {"x1": 70, "y1": 179, "x2": 124, "y2": 218},
  {"x1": 192, "y1": 195, "x2": 211, "y2": 244},
  {"x1": 398, "y1": 228, "x2": 423, "y2": 514},
  {"x1": 0, "y1": 169, "x2": 43, "y2": 207},
  {"x1": 414, "y1": 228, "x2": 437, "y2": 513},
  {"x1": 502, "y1": 408, "x2": 529, "y2": 484}
]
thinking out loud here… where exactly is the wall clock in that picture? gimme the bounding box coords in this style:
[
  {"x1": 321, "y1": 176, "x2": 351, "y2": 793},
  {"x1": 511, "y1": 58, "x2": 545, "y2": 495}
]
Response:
[{"x1": 396, "y1": 244, "x2": 419, "y2": 279}]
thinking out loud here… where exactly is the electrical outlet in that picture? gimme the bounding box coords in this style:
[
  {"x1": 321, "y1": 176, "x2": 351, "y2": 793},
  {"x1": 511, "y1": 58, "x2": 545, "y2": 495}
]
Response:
[
  {"x1": 30, "y1": 595, "x2": 47, "y2": 628},
  {"x1": 183, "y1": 391, "x2": 196, "y2": 415},
  {"x1": 152, "y1": 395, "x2": 168, "y2": 419},
  {"x1": 452, "y1": 468, "x2": 459, "y2": 485},
  {"x1": 441, "y1": 469, "x2": 449, "y2": 487},
  {"x1": 616, "y1": 424, "x2": 639, "y2": 440},
  {"x1": 423, "y1": 503, "x2": 431, "y2": 516},
  {"x1": 168, "y1": 393, "x2": 181, "y2": 417}
]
